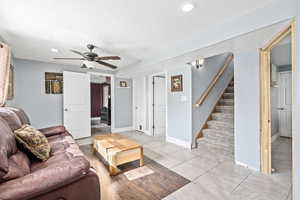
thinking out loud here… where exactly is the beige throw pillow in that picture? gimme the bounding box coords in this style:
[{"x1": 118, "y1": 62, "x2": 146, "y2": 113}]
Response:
[{"x1": 14, "y1": 124, "x2": 51, "y2": 161}]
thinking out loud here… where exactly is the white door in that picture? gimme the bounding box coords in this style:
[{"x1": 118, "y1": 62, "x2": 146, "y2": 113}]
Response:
[
  {"x1": 134, "y1": 77, "x2": 145, "y2": 131},
  {"x1": 63, "y1": 71, "x2": 91, "y2": 139},
  {"x1": 153, "y1": 76, "x2": 166, "y2": 136},
  {"x1": 278, "y1": 72, "x2": 292, "y2": 138}
]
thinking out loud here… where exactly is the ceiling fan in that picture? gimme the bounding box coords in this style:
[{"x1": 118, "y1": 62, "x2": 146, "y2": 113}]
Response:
[{"x1": 53, "y1": 44, "x2": 120, "y2": 69}]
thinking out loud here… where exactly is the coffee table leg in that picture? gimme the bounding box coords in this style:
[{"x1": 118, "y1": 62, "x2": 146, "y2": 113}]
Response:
[
  {"x1": 109, "y1": 155, "x2": 120, "y2": 176},
  {"x1": 109, "y1": 165, "x2": 120, "y2": 176},
  {"x1": 140, "y1": 147, "x2": 144, "y2": 167}
]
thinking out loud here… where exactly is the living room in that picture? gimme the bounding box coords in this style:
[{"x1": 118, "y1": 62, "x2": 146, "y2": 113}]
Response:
[{"x1": 0, "y1": 0, "x2": 300, "y2": 200}]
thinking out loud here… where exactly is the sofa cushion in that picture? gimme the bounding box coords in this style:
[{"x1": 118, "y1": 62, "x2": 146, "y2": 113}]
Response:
[
  {"x1": 0, "y1": 156, "x2": 90, "y2": 200},
  {"x1": 1, "y1": 150, "x2": 30, "y2": 182},
  {"x1": 6, "y1": 107, "x2": 31, "y2": 125},
  {"x1": 0, "y1": 108, "x2": 22, "y2": 131},
  {"x1": 0, "y1": 117, "x2": 17, "y2": 179},
  {"x1": 14, "y1": 124, "x2": 51, "y2": 161},
  {"x1": 31, "y1": 133, "x2": 84, "y2": 172}
]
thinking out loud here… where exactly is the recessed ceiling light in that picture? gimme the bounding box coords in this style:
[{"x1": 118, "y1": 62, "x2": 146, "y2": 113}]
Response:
[
  {"x1": 182, "y1": 3, "x2": 195, "y2": 12},
  {"x1": 51, "y1": 48, "x2": 59, "y2": 53}
]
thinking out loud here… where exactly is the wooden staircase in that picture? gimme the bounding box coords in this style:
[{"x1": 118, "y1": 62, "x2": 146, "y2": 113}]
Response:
[{"x1": 197, "y1": 80, "x2": 234, "y2": 155}]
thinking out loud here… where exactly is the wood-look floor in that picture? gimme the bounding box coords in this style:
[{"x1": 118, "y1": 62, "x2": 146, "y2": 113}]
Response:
[{"x1": 80, "y1": 145, "x2": 190, "y2": 200}]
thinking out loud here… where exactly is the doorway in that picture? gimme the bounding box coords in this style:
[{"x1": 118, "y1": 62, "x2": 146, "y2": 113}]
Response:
[
  {"x1": 260, "y1": 20, "x2": 295, "y2": 178},
  {"x1": 269, "y1": 36, "x2": 293, "y2": 185},
  {"x1": 152, "y1": 74, "x2": 166, "y2": 137},
  {"x1": 90, "y1": 74, "x2": 112, "y2": 135}
]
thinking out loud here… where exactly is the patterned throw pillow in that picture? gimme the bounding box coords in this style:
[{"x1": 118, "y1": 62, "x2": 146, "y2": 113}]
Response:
[{"x1": 14, "y1": 125, "x2": 51, "y2": 161}]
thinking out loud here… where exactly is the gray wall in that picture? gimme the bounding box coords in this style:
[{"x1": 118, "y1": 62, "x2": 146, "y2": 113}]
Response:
[
  {"x1": 294, "y1": 1, "x2": 300, "y2": 199},
  {"x1": 271, "y1": 43, "x2": 292, "y2": 66},
  {"x1": 192, "y1": 52, "x2": 234, "y2": 142},
  {"x1": 167, "y1": 67, "x2": 192, "y2": 143},
  {"x1": 114, "y1": 78, "x2": 133, "y2": 128},
  {"x1": 117, "y1": 20, "x2": 294, "y2": 171},
  {"x1": 6, "y1": 58, "x2": 133, "y2": 130}
]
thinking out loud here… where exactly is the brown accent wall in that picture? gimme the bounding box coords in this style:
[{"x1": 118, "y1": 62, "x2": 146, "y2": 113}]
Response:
[{"x1": 90, "y1": 83, "x2": 103, "y2": 117}]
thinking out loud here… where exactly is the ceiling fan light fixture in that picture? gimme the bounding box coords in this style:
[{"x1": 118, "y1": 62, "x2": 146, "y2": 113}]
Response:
[
  {"x1": 81, "y1": 63, "x2": 88, "y2": 69},
  {"x1": 53, "y1": 44, "x2": 120, "y2": 70}
]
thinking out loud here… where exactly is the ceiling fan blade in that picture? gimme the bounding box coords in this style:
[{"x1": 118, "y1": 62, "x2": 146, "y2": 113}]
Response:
[
  {"x1": 96, "y1": 56, "x2": 121, "y2": 61},
  {"x1": 53, "y1": 57, "x2": 85, "y2": 60},
  {"x1": 70, "y1": 49, "x2": 86, "y2": 57},
  {"x1": 96, "y1": 60, "x2": 118, "y2": 69}
]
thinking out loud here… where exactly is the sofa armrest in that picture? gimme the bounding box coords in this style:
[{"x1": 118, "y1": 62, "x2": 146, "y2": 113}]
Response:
[
  {"x1": 39, "y1": 126, "x2": 66, "y2": 137},
  {"x1": 0, "y1": 157, "x2": 90, "y2": 200}
]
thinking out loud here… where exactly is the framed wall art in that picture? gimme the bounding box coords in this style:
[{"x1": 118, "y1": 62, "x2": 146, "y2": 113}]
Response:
[
  {"x1": 171, "y1": 75, "x2": 183, "y2": 92},
  {"x1": 119, "y1": 80, "x2": 128, "y2": 88},
  {"x1": 45, "y1": 72, "x2": 63, "y2": 94}
]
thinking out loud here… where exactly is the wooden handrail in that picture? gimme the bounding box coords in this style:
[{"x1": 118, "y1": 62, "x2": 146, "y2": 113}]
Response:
[{"x1": 194, "y1": 54, "x2": 234, "y2": 107}]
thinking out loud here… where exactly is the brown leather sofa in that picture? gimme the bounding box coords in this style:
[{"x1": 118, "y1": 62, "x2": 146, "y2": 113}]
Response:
[{"x1": 0, "y1": 107, "x2": 100, "y2": 200}]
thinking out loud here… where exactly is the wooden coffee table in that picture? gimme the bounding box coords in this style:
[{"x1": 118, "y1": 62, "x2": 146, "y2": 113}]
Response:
[{"x1": 93, "y1": 133, "x2": 144, "y2": 175}]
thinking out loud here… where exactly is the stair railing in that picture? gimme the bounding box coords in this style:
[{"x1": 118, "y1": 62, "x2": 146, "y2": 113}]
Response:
[{"x1": 194, "y1": 54, "x2": 234, "y2": 107}]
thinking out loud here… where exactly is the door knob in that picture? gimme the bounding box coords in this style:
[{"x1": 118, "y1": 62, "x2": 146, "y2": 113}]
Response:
[
  {"x1": 277, "y1": 107, "x2": 284, "y2": 110},
  {"x1": 64, "y1": 108, "x2": 68, "y2": 111}
]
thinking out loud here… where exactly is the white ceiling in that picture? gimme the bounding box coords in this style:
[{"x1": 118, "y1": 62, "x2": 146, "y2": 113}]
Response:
[{"x1": 0, "y1": 0, "x2": 274, "y2": 71}]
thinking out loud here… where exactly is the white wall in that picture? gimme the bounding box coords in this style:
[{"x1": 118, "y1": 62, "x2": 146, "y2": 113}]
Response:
[
  {"x1": 7, "y1": 58, "x2": 133, "y2": 130},
  {"x1": 90, "y1": 75, "x2": 107, "y2": 83}
]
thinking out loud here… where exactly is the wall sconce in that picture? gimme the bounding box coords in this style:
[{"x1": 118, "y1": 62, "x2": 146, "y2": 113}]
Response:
[{"x1": 187, "y1": 58, "x2": 204, "y2": 69}]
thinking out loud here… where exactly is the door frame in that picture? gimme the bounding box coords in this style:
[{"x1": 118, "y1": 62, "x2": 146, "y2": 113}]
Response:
[
  {"x1": 148, "y1": 71, "x2": 168, "y2": 138},
  {"x1": 88, "y1": 72, "x2": 115, "y2": 131},
  {"x1": 260, "y1": 20, "x2": 296, "y2": 174}
]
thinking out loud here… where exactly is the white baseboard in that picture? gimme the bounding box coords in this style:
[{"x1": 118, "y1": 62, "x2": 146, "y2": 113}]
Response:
[
  {"x1": 111, "y1": 126, "x2": 134, "y2": 133},
  {"x1": 166, "y1": 135, "x2": 191, "y2": 149},
  {"x1": 236, "y1": 161, "x2": 259, "y2": 171}
]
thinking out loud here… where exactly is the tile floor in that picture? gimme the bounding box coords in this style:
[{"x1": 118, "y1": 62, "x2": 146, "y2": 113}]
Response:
[{"x1": 78, "y1": 131, "x2": 293, "y2": 200}]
